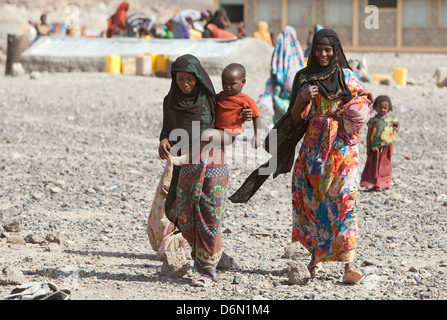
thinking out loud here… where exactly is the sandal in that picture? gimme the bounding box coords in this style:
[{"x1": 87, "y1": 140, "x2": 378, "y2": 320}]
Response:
[
  {"x1": 307, "y1": 262, "x2": 323, "y2": 277},
  {"x1": 342, "y1": 267, "x2": 362, "y2": 284}
]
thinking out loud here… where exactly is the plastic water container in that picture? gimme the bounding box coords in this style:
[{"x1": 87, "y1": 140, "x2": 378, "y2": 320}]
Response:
[
  {"x1": 154, "y1": 54, "x2": 168, "y2": 74},
  {"x1": 393, "y1": 68, "x2": 408, "y2": 87},
  {"x1": 104, "y1": 55, "x2": 121, "y2": 74},
  {"x1": 136, "y1": 54, "x2": 152, "y2": 76},
  {"x1": 372, "y1": 73, "x2": 391, "y2": 83},
  {"x1": 121, "y1": 57, "x2": 136, "y2": 75}
]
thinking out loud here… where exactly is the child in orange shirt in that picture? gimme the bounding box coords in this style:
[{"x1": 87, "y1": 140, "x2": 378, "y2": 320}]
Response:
[{"x1": 173, "y1": 63, "x2": 261, "y2": 165}]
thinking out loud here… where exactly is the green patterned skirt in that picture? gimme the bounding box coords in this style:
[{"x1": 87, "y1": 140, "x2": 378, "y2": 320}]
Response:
[{"x1": 176, "y1": 148, "x2": 228, "y2": 281}]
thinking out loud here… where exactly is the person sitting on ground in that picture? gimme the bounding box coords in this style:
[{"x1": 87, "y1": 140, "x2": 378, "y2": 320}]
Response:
[{"x1": 172, "y1": 9, "x2": 211, "y2": 39}]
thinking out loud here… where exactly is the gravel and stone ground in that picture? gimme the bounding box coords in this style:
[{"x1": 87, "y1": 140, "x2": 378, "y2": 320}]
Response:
[{"x1": 1, "y1": 51, "x2": 447, "y2": 301}]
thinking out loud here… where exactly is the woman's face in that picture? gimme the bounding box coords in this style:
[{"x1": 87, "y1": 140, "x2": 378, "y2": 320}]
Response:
[
  {"x1": 176, "y1": 72, "x2": 197, "y2": 95},
  {"x1": 314, "y1": 43, "x2": 334, "y2": 67}
]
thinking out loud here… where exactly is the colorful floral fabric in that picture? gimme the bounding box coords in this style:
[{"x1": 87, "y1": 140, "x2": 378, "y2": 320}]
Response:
[
  {"x1": 368, "y1": 115, "x2": 399, "y2": 151},
  {"x1": 177, "y1": 148, "x2": 228, "y2": 281},
  {"x1": 291, "y1": 68, "x2": 370, "y2": 263},
  {"x1": 147, "y1": 157, "x2": 188, "y2": 259}
]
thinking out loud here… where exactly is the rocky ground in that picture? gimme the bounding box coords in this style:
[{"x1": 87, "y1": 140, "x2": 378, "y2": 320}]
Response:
[{"x1": 1, "y1": 50, "x2": 447, "y2": 302}]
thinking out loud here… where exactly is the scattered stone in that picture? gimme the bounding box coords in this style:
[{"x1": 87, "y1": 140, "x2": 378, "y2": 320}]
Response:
[
  {"x1": 217, "y1": 252, "x2": 238, "y2": 270},
  {"x1": 7, "y1": 236, "x2": 26, "y2": 245},
  {"x1": 30, "y1": 70, "x2": 41, "y2": 79},
  {"x1": 2, "y1": 219, "x2": 22, "y2": 232},
  {"x1": 161, "y1": 248, "x2": 188, "y2": 278},
  {"x1": 24, "y1": 233, "x2": 45, "y2": 244},
  {"x1": 11, "y1": 63, "x2": 25, "y2": 77},
  {"x1": 45, "y1": 232, "x2": 65, "y2": 245},
  {"x1": 50, "y1": 187, "x2": 62, "y2": 194},
  {"x1": 0, "y1": 266, "x2": 27, "y2": 285},
  {"x1": 409, "y1": 266, "x2": 418, "y2": 272},
  {"x1": 283, "y1": 242, "x2": 305, "y2": 259},
  {"x1": 287, "y1": 261, "x2": 310, "y2": 285},
  {"x1": 232, "y1": 275, "x2": 242, "y2": 284}
]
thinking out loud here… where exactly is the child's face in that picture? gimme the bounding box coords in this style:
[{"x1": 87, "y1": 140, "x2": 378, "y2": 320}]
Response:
[
  {"x1": 176, "y1": 72, "x2": 197, "y2": 95},
  {"x1": 221, "y1": 70, "x2": 245, "y2": 96},
  {"x1": 376, "y1": 101, "x2": 390, "y2": 116}
]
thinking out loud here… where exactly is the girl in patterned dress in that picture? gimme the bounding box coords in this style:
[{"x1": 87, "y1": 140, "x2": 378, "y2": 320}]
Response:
[
  {"x1": 360, "y1": 95, "x2": 399, "y2": 191},
  {"x1": 289, "y1": 29, "x2": 373, "y2": 284}
]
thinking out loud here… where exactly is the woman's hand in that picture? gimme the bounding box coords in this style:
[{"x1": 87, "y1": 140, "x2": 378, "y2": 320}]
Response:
[
  {"x1": 300, "y1": 85, "x2": 319, "y2": 101},
  {"x1": 358, "y1": 88, "x2": 374, "y2": 104},
  {"x1": 158, "y1": 138, "x2": 172, "y2": 160},
  {"x1": 328, "y1": 106, "x2": 345, "y2": 133},
  {"x1": 241, "y1": 107, "x2": 253, "y2": 122}
]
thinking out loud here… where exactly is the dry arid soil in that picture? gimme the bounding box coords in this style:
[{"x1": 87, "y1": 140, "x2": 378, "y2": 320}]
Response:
[{"x1": 1, "y1": 49, "x2": 447, "y2": 301}]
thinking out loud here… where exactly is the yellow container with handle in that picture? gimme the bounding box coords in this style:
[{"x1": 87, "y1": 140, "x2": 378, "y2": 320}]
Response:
[
  {"x1": 151, "y1": 53, "x2": 158, "y2": 69},
  {"x1": 393, "y1": 68, "x2": 408, "y2": 87},
  {"x1": 373, "y1": 73, "x2": 391, "y2": 83},
  {"x1": 121, "y1": 57, "x2": 136, "y2": 75},
  {"x1": 154, "y1": 54, "x2": 168, "y2": 74},
  {"x1": 104, "y1": 55, "x2": 121, "y2": 74}
]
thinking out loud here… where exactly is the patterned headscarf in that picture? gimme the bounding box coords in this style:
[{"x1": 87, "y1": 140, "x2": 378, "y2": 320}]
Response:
[
  {"x1": 291, "y1": 28, "x2": 353, "y2": 108},
  {"x1": 271, "y1": 26, "x2": 305, "y2": 94}
]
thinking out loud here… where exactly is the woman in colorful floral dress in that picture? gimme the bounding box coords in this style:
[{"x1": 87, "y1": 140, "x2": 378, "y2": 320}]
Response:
[{"x1": 289, "y1": 29, "x2": 373, "y2": 284}]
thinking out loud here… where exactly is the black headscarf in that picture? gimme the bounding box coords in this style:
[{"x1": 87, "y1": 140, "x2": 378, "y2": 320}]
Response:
[
  {"x1": 229, "y1": 29, "x2": 353, "y2": 204},
  {"x1": 160, "y1": 54, "x2": 216, "y2": 149},
  {"x1": 291, "y1": 28, "x2": 352, "y2": 106}
]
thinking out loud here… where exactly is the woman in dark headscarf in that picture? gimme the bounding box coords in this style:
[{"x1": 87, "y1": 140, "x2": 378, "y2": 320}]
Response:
[
  {"x1": 154, "y1": 54, "x2": 251, "y2": 285},
  {"x1": 289, "y1": 29, "x2": 373, "y2": 284}
]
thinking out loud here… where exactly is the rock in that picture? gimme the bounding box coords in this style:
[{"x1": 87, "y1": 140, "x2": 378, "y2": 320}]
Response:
[
  {"x1": 232, "y1": 275, "x2": 242, "y2": 284},
  {"x1": 25, "y1": 233, "x2": 45, "y2": 244},
  {"x1": 11, "y1": 63, "x2": 25, "y2": 77},
  {"x1": 7, "y1": 236, "x2": 26, "y2": 245},
  {"x1": 161, "y1": 248, "x2": 188, "y2": 278},
  {"x1": 2, "y1": 219, "x2": 22, "y2": 232},
  {"x1": 30, "y1": 71, "x2": 41, "y2": 79},
  {"x1": 45, "y1": 232, "x2": 65, "y2": 245},
  {"x1": 283, "y1": 242, "x2": 305, "y2": 259},
  {"x1": 50, "y1": 187, "x2": 62, "y2": 194},
  {"x1": 287, "y1": 261, "x2": 310, "y2": 285},
  {"x1": 0, "y1": 266, "x2": 27, "y2": 285},
  {"x1": 217, "y1": 251, "x2": 238, "y2": 270}
]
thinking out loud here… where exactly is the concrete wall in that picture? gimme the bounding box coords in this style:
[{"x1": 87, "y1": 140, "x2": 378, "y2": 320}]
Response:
[{"x1": 229, "y1": 0, "x2": 447, "y2": 52}]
